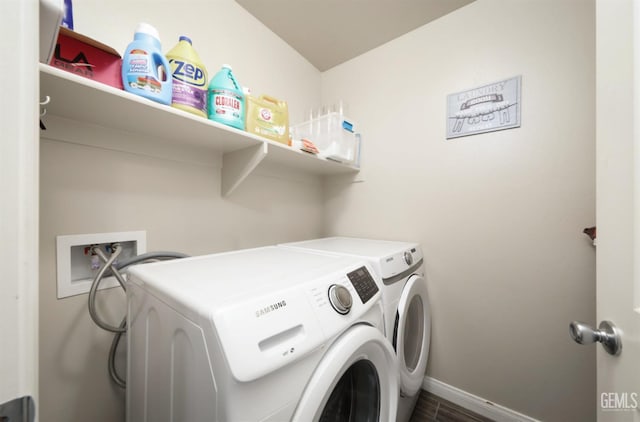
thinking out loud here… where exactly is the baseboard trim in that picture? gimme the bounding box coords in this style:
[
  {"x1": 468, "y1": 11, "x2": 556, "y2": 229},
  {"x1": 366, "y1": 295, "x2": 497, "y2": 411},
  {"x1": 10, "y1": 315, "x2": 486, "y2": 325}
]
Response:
[{"x1": 422, "y1": 376, "x2": 540, "y2": 422}]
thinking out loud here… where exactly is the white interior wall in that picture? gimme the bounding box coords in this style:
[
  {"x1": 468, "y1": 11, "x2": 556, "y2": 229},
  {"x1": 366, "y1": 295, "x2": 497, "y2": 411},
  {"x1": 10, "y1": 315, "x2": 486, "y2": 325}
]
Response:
[
  {"x1": 38, "y1": 1, "x2": 322, "y2": 421},
  {"x1": 1, "y1": 0, "x2": 39, "y2": 408},
  {"x1": 320, "y1": 1, "x2": 596, "y2": 421}
]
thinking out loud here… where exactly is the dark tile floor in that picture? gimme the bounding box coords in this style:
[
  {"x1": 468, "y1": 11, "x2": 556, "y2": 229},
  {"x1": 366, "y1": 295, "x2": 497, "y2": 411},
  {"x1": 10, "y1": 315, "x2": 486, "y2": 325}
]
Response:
[{"x1": 409, "y1": 390, "x2": 495, "y2": 422}]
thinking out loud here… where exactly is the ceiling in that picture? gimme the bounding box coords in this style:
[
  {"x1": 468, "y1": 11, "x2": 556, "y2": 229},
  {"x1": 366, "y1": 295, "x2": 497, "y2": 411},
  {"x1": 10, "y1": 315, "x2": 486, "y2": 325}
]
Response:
[{"x1": 235, "y1": 0, "x2": 475, "y2": 71}]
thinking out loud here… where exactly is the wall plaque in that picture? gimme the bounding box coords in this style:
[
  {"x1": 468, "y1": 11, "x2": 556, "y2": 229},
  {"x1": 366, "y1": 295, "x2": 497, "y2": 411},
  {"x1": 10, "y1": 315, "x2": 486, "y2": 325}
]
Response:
[{"x1": 447, "y1": 76, "x2": 521, "y2": 139}]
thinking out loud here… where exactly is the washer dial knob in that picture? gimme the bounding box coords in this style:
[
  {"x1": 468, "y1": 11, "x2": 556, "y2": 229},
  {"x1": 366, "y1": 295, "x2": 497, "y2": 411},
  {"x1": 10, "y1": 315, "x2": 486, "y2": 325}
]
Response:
[
  {"x1": 404, "y1": 251, "x2": 414, "y2": 266},
  {"x1": 328, "y1": 284, "x2": 352, "y2": 315}
]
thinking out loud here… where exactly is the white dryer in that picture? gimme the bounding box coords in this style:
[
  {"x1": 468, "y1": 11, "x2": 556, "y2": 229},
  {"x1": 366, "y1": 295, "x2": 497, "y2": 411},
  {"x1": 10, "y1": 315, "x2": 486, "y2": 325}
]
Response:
[
  {"x1": 280, "y1": 237, "x2": 431, "y2": 422},
  {"x1": 125, "y1": 246, "x2": 399, "y2": 421}
]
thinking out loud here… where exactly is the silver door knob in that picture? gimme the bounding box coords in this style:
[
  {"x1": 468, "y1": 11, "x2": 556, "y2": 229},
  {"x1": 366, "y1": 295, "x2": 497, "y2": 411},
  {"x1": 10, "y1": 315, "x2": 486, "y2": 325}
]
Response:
[{"x1": 569, "y1": 320, "x2": 622, "y2": 356}]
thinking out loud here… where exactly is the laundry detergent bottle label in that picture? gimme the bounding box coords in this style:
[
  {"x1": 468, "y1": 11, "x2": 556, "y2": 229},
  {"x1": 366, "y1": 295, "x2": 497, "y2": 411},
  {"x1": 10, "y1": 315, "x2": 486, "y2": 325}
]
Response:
[
  {"x1": 166, "y1": 36, "x2": 208, "y2": 117},
  {"x1": 211, "y1": 89, "x2": 243, "y2": 119},
  {"x1": 208, "y1": 65, "x2": 245, "y2": 130}
]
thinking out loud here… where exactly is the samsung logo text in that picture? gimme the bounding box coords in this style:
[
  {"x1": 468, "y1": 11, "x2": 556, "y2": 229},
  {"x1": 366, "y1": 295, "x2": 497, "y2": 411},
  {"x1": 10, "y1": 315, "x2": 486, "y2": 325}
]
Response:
[{"x1": 255, "y1": 300, "x2": 287, "y2": 318}]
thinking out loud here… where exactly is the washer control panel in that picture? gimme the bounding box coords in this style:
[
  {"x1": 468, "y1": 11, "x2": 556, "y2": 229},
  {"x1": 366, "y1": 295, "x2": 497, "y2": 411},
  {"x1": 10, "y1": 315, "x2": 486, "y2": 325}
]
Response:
[{"x1": 346, "y1": 266, "x2": 379, "y2": 304}]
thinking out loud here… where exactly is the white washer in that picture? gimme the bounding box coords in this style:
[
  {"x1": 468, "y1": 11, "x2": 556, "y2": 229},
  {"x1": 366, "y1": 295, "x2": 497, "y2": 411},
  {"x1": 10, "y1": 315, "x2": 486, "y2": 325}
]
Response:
[
  {"x1": 280, "y1": 237, "x2": 431, "y2": 422},
  {"x1": 126, "y1": 246, "x2": 399, "y2": 421}
]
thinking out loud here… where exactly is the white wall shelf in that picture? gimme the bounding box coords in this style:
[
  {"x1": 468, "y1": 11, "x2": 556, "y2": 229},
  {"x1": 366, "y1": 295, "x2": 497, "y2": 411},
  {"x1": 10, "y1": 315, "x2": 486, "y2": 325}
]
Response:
[{"x1": 39, "y1": 64, "x2": 359, "y2": 196}]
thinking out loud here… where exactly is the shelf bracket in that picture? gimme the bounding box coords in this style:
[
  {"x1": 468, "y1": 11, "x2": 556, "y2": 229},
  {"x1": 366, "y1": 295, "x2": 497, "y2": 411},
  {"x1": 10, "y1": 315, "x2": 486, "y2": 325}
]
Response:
[{"x1": 221, "y1": 143, "x2": 269, "y2": 196}]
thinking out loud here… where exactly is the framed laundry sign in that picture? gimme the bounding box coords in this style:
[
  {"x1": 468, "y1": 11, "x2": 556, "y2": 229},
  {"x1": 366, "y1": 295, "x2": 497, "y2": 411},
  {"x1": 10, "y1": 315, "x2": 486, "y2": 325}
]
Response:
[{"x1": 446, "y1": 76, "x2": 521, "y2": 139}]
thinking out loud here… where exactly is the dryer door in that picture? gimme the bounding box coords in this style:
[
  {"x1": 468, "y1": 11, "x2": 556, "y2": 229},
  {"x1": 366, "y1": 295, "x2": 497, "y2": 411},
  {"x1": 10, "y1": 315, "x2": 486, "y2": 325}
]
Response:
[
  {"x1": 291, "y1": 324, "x2": 399, "y2": 422},
  {"x1": 394, "y1": 274, "x2": 430, "y2": 397}
]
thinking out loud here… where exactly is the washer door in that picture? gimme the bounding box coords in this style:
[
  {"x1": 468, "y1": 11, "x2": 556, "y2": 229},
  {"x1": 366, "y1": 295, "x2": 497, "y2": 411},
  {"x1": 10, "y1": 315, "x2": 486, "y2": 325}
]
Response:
[
  {"x1": 291, "y1": 324, "x2": 399, "y2": 422},
  {"x1": 394, "y1": 274, "x2": 430, "y2": 397}
]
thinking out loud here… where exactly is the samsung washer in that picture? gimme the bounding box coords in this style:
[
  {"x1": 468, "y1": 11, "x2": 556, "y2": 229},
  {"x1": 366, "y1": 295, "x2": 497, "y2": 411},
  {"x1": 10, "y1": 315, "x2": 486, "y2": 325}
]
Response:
[
  {"x1": 126, "y1": 246, "x2": 399, "y2": 421},
  {"x1": 280, "y1": 237, "x2": 431, "y2": 422}
]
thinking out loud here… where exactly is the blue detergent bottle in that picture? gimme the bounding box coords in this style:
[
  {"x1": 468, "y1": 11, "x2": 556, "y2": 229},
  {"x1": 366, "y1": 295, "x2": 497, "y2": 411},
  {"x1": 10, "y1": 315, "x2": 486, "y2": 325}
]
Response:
[
  {"x1": 122, "y1": 23, "x2": 172, "y2": 105},
  {"x1": 208, "y1": 64, "x2": 245, "y2": 130}
]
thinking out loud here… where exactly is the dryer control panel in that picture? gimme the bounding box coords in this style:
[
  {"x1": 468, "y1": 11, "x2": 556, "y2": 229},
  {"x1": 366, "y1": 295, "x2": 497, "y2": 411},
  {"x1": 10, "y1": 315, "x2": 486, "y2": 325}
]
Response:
[{"x1": 347, "y1": 266, "x2": 379, "y2": 304}]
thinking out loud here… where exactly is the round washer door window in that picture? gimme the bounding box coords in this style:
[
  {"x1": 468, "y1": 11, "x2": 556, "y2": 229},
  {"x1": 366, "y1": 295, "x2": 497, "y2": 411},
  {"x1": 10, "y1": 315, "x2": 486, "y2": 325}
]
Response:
[
  {"x1": 319, "y1": 359, "x2": 379, "y2": 422},
  {"x1": 394, "y1": 274, "x2": 431, "y2": 397},
  {"x1": 291, "y1": 325, "x2": 399, "y2": 422}
]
